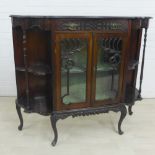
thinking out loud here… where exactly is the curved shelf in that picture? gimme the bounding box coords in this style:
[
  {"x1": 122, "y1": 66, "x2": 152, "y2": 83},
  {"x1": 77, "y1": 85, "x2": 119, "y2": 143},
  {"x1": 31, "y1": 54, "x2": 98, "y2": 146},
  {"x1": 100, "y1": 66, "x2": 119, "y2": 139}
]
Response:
[
  {"x1": 97, "y1": 64, "x2": 118, "y2": 72},
  {"x1": 61, "y1": 65, "x2": 116, "y2": 74},
  {"x1": 16, "y1": 64, "x2": 51, "y2": 76},
  {"x1": 61, "y1": 66, "x2": 86, "y2": 74},
  {"x1": 16, "y1": 95, "x2": 51, "y2": 116},
  {"x1": 97, "y1": 66, "x2": 113, "y2": 72}
]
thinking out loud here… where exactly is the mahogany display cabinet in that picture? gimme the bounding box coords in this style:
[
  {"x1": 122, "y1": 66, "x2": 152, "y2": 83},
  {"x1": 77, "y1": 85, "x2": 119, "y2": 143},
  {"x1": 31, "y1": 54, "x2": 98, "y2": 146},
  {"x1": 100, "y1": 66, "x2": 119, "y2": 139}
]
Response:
[{"x1": 11, "y1": 15, "x2": 151, "y2": 146}]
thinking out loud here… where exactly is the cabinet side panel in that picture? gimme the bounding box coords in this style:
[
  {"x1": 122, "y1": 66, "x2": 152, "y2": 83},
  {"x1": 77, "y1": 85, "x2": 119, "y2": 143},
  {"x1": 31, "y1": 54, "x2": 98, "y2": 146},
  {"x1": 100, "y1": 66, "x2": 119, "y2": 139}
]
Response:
[
  {"x1": 12, "y1": 18, "x2": 53, "y2": 115},
  {"x1": 123, "y1": 20, "x2": 142, "y2": 104}
]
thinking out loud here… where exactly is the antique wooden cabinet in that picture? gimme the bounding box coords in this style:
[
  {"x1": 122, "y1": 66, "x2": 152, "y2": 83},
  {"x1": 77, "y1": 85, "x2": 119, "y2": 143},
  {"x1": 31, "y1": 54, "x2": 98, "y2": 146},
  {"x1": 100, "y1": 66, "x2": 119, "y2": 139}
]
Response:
[{"x1": 11, "y1": 15, "x2": 151, "y2": 146}]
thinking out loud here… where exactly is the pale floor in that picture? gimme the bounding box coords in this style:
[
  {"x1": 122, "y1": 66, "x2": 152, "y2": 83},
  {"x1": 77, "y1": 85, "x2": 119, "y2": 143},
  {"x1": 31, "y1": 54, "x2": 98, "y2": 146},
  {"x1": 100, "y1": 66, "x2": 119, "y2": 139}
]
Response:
[{"x1": 0, "y1": 97, "x2": 155, "y2": 155}]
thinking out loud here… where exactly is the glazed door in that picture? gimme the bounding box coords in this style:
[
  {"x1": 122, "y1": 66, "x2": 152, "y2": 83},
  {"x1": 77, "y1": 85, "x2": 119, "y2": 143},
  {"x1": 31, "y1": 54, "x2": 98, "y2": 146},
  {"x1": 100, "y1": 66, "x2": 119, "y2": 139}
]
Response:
[
  {"x1": 92, "y1": 33, "x2": 127, "y2": 106},
  {"x1": 55, "y1": 32, "x2": 92, "y2": 110}
]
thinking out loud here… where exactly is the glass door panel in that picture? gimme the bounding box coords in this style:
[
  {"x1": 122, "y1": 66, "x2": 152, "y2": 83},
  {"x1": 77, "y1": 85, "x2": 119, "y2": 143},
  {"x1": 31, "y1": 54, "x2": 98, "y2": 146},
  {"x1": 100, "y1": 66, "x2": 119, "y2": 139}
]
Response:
[
  {"x1": 61, "y1": 38, "x2": 87, "y2": 104},
  {"x1": 55, "y1": 33, "x2": 92, "y2": 110},
  {"x1": 93, "y1": 33, "x2": 126, "y2": 104}
]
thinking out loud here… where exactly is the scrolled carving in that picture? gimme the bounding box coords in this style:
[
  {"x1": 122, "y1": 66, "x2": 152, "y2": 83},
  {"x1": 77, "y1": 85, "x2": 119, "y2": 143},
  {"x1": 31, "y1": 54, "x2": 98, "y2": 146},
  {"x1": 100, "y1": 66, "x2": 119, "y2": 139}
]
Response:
[
  {"x1": 51, "y1": 104, "x2": 127, "y2": 146},
  {"x1": 12, "y1": 18, "x2": 50, "y2": 30},
  {"x1": 57, "y1": 20, "x2": 128, "y2": 31},
  {"x1": 52, "y1": 104, "x2": 123, "y2": 121},
  {"x1": 61, "y1": 22, "x2": 81, "y2": 31}
]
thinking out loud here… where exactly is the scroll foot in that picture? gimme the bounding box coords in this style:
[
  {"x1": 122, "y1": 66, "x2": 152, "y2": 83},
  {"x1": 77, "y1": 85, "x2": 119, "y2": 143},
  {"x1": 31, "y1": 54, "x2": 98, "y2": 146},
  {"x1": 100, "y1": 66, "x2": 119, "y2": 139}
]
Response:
[
  {"x1": 137, "y1": 94, "x2": 142, "y2": 101},
  {"x1": 16, "y1": 103, "x2": 23, "y2": 131},
  {"x1": 118, "y1": 105, "x2": 127, "y2": 135},
  {"x1": 128, "y1": 105, "x2": 133, "y2": 115},
  {"x1": 50, "y1": 114, "x2": 58, "y2": 146}
]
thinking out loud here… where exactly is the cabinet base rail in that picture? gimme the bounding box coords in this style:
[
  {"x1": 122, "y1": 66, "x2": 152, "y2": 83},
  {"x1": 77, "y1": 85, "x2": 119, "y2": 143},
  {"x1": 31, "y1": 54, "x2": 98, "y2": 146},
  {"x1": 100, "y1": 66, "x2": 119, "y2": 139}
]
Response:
[{"x1": 50, "y1": 104, "x2": 127, "y2": 146}]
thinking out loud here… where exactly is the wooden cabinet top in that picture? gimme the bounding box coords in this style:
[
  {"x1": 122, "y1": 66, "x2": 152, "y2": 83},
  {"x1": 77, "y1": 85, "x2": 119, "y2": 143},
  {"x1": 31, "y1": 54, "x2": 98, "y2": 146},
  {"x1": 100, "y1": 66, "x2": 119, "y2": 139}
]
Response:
[
  {"x1": 10, "y1": 15, "x2": 152, "y2": 19},
  {"x1": 11, "y1": 15, "x2": 152, "y2": 31}
]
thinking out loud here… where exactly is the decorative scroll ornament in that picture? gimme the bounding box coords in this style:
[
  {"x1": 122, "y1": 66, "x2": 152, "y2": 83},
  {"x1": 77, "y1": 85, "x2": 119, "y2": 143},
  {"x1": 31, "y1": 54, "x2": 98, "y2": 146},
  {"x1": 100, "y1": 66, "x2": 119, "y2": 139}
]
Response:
[
  {"x1": 65, "y1": 59, "x2": 75, "y2": 69},
  {"x1": 100, "y1": 37, "x2": 122, "y2": 66},
  {"x1": 61, "y1": 38, "x2": 87, "y2": 70},
  {"x1": 62, "y1": 22, "x2": 80, "y2": 31},
  {"x1": 57, "y1": 21, "x2": 127, "y2": 31}
]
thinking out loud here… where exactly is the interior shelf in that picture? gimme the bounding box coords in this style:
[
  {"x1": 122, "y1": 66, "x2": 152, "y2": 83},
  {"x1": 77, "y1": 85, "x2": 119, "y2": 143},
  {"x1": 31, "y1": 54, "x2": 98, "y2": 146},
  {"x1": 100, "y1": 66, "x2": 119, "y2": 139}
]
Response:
[
  {"x1": 61, "y1": 64, "x2": 115, "y2": 74},
  {"x1": 97, "y1": 65, "x2": 115, "y2": 72},
  {"x1": 61, "y1": 66, "x2": 86, "y2": 74},
  {"x1": 16, "y1": 63, "x2": 51, "y2": 76},
  {"x1": 95, "y1": 90, "x2": 117, "y2": 100}
]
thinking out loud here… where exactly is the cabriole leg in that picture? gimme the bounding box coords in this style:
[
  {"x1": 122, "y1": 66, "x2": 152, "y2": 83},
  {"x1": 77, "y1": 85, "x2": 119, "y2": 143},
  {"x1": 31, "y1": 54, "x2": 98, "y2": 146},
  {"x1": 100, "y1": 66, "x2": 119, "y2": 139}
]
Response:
[
  {"x1": 128, "y1": 105, "x2": 133, "y2": 115},
  {"x1": 50, "y1": 114, "x2": 58, "y2": 146},
  {"x1": 16, "y1": 103, "x2": 23, "y2": 131},
  {"x1": 118, "y1": 105, "x2": 127, "y2": 135}
]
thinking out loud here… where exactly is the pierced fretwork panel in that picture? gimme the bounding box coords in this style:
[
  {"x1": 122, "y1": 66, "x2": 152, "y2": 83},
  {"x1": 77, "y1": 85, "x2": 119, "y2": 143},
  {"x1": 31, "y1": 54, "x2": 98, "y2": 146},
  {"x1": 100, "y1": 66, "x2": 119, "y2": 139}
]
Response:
[
  {"x1": 95, "y1": 37, "x2": 122, "y2": 101},
  {"x1": 60, "y1": 38, "x2": 88, "y2": 105}
]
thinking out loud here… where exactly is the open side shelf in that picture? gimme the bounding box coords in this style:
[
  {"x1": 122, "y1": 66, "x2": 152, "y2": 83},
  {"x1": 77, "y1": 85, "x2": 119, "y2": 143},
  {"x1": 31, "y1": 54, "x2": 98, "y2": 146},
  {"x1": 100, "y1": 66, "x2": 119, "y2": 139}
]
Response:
[
  {"x1": 16, "y1": 63, "x2": 52, "y2": 76},
  {"x1": 125, "y1": 85, "x2": 141, "y2": 104},
  {"x1": 17, "y1": 95, "x2": 51, "y2": 115}
]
